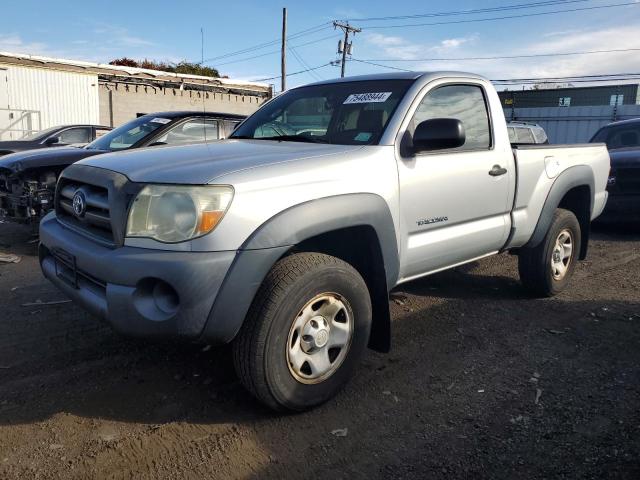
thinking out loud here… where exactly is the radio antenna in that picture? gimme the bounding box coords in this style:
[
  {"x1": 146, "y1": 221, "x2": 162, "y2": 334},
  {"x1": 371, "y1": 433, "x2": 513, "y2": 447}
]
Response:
[{"x1": 201, "y1": 27, "x2": 207, "y2": 142}]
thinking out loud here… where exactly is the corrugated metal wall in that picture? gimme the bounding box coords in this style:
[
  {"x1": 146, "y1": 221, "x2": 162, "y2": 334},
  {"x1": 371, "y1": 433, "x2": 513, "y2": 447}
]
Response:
[
  {"x1": 0, "y1": 64, "x2": 99, "y2": 139},
  {"x1": 504, "y1": 105, "x2": 640, "y2": 144}
]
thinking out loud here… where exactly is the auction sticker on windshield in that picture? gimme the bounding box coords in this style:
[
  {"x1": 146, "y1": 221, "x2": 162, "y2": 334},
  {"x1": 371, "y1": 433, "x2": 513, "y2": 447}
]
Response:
[
  {"x1": 150, "y1": 118, "x2": 172, "y2": 124},
  {"x1": 343, "y1": 92, "x2": 392, "y2": 104}
]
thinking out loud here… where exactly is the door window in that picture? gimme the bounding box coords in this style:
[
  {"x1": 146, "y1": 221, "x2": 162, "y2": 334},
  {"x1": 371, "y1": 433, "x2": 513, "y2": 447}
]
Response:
[
  {"x1": 58, "y1": 127, "x2": 91, "y2": 144},
  {"x1": 592, "y1": 124, "x2": 640, "y2": 149},
  {"x1": 411, "y1": 84, "x2": 491, "y2": 151},
  {"x1": 157, "y1": 118, "x2": 219, "y2": 145}
]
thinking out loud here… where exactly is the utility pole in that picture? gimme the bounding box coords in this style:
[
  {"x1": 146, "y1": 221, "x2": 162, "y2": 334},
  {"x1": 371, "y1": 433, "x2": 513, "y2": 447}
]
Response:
[
  {"x1": 333, "y1": 21, "x2": 361, "y2": 78},
  {"x1": 281, "y1": 8, "x2": 287, "y2": 92}
]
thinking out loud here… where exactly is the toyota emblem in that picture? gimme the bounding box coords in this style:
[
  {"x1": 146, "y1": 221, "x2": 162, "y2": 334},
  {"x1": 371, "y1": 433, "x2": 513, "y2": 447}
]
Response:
[{"x1": 72, "y1": 191, "x2": 86, "y2": 217}]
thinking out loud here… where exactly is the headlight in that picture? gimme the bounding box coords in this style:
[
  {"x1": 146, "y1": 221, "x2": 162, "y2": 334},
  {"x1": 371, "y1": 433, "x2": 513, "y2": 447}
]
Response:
[{"x1": 126, "y1": 185, "x2": 233, "y2": 243}]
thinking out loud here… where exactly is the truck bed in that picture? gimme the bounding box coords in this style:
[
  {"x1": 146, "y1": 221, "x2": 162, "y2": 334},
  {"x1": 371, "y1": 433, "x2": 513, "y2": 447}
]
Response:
[{"x1": 507, "y1": 143, "x2": 610, "y2": 248}]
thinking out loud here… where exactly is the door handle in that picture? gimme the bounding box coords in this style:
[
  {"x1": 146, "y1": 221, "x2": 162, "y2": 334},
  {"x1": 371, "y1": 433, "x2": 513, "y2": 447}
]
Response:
[{"x1": 489, "y1": 165, "x2": 507, "y2": 176}]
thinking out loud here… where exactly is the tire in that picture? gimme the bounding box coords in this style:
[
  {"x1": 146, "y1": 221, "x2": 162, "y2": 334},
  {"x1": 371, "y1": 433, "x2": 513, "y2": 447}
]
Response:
[
  {"x1": 518, "y1": 208, "x2": 581, "y2": 297},
  {"x1": 232, "y1": 252, "x2": 372, "y2": 411}
]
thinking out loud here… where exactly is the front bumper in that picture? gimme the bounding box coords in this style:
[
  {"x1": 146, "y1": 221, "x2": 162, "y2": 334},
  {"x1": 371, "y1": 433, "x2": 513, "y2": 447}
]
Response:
[
  {"x1": 596, "y1": 194, "x2": 640, "y2": 223},
  {"x1": 39, "y1": 213, "x2": 236, "y2": 339}
]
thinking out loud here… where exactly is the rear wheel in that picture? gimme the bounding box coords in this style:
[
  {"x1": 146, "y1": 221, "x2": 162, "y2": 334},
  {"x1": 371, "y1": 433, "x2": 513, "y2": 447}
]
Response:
[
  {"x1": 232, "y1": 252, "x2": 372, "y2": 411},
  {"x1": 518, "y1": 208, "x2": 581, "y2": 297}
]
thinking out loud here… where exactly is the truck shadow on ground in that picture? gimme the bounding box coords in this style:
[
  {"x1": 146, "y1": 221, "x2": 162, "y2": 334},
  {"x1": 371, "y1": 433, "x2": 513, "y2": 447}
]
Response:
[
  {"x1": 394, "y1": 260, "x2": 530, "y2": 301},
  {"x1": 0, "y1": 280, "x2": 637, "y2": 428}
]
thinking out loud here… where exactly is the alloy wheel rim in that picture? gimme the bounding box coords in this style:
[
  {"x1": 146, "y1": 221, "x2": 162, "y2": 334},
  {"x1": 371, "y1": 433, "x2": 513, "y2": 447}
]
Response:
[
  {"x1": 551, "y1": 228, "x2": 573, "y2": 280},
  {"x1": 286, "y1": 292, "x2": 353, "y2": 384}
]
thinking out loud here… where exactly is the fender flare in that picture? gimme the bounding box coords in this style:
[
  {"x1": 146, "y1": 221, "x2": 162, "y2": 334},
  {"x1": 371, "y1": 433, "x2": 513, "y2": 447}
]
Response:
[
  {"x1": 525, "y1": 165, "x2": 594, "y2": 257},
  {"x1": 200, "y1": 193, "x2": 399, "y2": 347}
]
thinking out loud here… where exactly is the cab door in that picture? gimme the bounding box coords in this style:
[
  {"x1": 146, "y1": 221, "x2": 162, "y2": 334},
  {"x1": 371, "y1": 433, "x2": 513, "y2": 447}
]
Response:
[{"x1": 396, "y1": 82, "x2": 514, "y2": 281}]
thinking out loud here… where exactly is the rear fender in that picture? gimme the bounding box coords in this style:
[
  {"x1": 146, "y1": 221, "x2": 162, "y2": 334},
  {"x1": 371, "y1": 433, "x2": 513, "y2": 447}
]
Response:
[{"x1": 525, "y1": 165, "x2": 594, "y2": 259}]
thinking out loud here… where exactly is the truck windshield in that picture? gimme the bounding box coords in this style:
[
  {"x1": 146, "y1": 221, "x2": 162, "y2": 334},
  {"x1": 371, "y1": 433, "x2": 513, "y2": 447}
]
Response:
[
  {"x1": 231, "y1": 80, "x2": 414, "y2": 145},
  {"x1": 86, "y1": 116, "x2": 171, "y2": 151},
  {"x1": 591, "y1": 122, "x2": 640, "y2": 150}
]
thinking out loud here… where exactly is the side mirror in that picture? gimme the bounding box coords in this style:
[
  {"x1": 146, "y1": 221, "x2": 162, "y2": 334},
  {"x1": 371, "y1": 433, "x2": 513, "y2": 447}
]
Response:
[
  {"x1": 413, "y1": 118, "x2": 465, "y2": 152},
  {"x1": 45, "y1": 136, "x2": 60, "y2": 146}
]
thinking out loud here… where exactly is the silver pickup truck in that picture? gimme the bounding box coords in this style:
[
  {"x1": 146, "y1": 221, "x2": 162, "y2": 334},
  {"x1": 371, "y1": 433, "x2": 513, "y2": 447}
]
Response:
[{"x1": 39, "y1": 72, "x2": 609, "y2": 411}]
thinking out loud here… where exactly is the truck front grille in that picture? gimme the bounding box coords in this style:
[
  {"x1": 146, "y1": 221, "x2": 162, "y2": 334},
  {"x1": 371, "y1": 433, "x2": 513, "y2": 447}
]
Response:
[
  {"x1": 56, "y1": 178, "x2": 114, "y2": 244},
  {"x1": 54, "y1": 165, "x2": 140, "y2": 248}
]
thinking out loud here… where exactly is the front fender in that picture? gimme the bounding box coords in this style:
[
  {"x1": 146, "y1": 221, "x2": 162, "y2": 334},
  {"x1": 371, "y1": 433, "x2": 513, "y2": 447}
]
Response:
[{"x1": 199, "y1": 193, "x2": 399, "y2": 345}]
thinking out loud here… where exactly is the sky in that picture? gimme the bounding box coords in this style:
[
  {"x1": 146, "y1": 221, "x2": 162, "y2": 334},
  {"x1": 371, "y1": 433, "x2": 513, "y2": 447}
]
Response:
[{"x1": 2, "y1": 0, "x2": 640, "y2": 90}]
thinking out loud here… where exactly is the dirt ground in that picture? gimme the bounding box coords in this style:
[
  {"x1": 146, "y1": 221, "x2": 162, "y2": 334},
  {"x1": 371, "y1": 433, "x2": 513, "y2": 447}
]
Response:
[{"x1": 0, "y1": 222, "x2": 638, "y2": 480}]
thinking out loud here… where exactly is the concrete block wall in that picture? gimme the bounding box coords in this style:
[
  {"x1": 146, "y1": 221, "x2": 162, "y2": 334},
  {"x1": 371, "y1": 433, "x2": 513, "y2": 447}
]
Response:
[{"x1": 99, "y1": 83, "x2": 266, "y2": 127}]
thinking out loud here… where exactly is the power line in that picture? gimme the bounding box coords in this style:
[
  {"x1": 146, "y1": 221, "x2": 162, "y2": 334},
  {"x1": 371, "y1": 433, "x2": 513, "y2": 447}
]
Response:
[
  {"x1": 356, "y1": 48, "x2": 640, "y2": 62},
  {"x1": 351, "y1": 59, "x2": 640, "y2": 84},
  {"x1": 341, "y1": 0, "x2": 591, "y2": 21},
  {"x1": 288, "y1": 45, "x2": 323, "y2": 81},
  {"x1": 251, "y1": 62, "x2": 334, "y2": 82},
  {"x1": 351, "y1": 59, "x2": 413, "y2": 72},
  {"x1": 201, "y1": 22, "x2": 332, "y2": 64},
  {"x1": 493, "y1": 73, "x2": 640, "y2": 81},
  {"x1": 493, "y1": 76, "x2": 640, "y2": 85},
  {"x1": 363, "y1": 1, "x2": 638, "y2": 29},
  {"x1": 214, "y1": 34, "x2": 339, "y2": 67}
]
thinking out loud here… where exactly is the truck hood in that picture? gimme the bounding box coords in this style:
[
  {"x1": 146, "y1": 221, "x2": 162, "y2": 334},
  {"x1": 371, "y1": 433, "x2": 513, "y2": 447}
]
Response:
[
  {"x1": 0, "y1": 146, "x2": 105, "y2": 173},
  {"x1": 79, "y1": 140, "x2": 363, "y2": 184}
]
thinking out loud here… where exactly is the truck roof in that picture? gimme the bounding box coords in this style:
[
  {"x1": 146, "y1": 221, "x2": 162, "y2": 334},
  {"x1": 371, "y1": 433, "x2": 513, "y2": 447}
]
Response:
[
  {"x1": 306, "y1": 71, "x2": 487, "y2": 86},
  {"x1": 599, "y1": 117, "x2": 640, "y2": 128}
]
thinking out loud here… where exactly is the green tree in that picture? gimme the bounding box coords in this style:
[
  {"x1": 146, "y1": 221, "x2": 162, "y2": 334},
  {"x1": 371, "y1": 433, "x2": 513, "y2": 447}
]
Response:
[{"x1": 108, "y1": 58, "x2": 220, "y2": 78}]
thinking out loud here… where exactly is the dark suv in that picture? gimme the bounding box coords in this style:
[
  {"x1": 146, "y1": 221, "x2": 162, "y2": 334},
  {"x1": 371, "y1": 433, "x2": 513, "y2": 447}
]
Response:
[{"x1": 590, "y1": 118, "x2": 640, "y2": 223}]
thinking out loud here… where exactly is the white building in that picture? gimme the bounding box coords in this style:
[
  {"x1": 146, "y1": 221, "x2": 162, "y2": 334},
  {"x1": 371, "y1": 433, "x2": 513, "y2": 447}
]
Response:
[{"x1": 0, "y1": 52, "x2": 272, "y2": 140}]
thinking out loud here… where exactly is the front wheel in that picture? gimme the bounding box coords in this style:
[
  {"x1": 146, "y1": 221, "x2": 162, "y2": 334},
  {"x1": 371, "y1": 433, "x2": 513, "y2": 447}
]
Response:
[
  {"x1": 518, "y1": 208, "x2": 581, "y2": 297},
  {"x1": 232, "y1": 252, "x2": 372, "y2": 411}
]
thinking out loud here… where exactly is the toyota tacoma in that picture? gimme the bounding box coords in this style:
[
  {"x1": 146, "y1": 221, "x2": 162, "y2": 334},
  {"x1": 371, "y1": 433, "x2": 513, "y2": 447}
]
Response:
[{"x1": 39, "y1": 72, "x2": 610, "y2": 411}]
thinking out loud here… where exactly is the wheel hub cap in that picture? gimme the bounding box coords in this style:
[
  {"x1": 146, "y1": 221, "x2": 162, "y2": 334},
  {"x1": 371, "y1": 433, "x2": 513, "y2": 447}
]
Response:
[
  {"x1": 301, "y1": 316, "x2": 330, "y2": 351},
  {"x1": 551, "y1": 229, "x2": 573, "y2": 280},
  {"x1": 286, "y1": 293, "x2": 353, "y2": 384}
]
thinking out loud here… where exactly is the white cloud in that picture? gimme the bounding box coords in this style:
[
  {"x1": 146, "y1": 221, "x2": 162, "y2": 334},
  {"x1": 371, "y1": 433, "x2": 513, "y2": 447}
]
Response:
[
  {"x1": 361, "y1": 23, "x2": 640, "y2": 85},
  {"x1": 0, "y1": 24, "x2": 161, "y2": 64},
  {"x1": 367, "y1": 33, "x2": 406, "y2": 47},
  {"x1": 92, "y1": 25, "x2": 155, "y2": 48},
  {"x1": 478, "y1": 24, "x2": 640, "y2": 80},
  {"x1": 440, "y1": 37, "x2": 474, "y2": 49},
  {"x1": 363, "y1": 32, "x2": 477, "y2": 61},
  {"x1": 0, "y1": 34, "x2": 53, "y2": 56}
]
